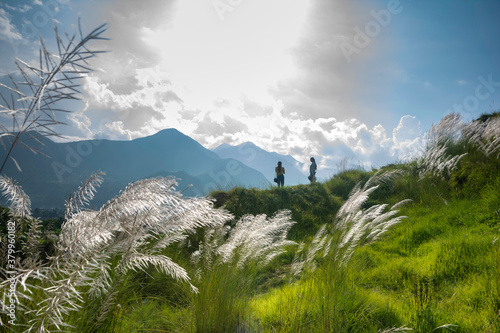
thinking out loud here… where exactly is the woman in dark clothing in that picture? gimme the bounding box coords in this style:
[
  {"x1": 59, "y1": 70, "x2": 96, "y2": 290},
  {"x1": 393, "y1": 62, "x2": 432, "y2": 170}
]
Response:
[
  {"x1": 309, "y1": 157, "x2": 317, "y2": 183},
  {"x1": 275, "y1": 161, "x2": 285, "y2": 187}
]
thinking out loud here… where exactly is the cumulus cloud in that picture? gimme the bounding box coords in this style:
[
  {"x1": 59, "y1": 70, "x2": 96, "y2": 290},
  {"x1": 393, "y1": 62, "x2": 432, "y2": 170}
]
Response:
[{"x1": 391, "y1": 115, "x2": 424, "y2": 161}]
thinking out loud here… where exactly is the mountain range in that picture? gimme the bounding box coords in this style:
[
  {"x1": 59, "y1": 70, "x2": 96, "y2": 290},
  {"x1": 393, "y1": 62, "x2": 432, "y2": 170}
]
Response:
[
  {"x1": 212, "y1": 142, "x2": 307, "y2": 186},
  {"x1": 1, "y1": 129, "x2": 305, "y2": 209}
]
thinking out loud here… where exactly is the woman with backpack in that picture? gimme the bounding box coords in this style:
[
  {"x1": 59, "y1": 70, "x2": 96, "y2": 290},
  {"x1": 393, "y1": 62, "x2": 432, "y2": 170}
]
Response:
[{"x1": 275, "y1": 161, "x2": 285, "y2": 187}]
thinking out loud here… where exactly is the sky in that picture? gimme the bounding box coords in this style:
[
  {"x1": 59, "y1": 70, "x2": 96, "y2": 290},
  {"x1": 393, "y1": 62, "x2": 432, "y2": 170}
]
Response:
[{"x1": 1, "y1": 0, "x2": 500, "y2": 176}]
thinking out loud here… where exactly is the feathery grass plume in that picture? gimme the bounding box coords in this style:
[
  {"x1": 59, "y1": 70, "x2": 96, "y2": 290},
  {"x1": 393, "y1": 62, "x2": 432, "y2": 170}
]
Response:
[
  {"x1": 364, "y1": 168, "x2": 405, "y2": 189},
  {"x1": 215, "y1": 210, "x2": 296, "y2": 269},
  {"x1": 0, "y1": 175, "x2": 31, "y2": 218},
  {"x1": 58, "y1": 176, "x2": 233, "y2": 287},
  {"x1": 193, "y1": 210, "x2": 296, "y2": 271},
  {"x1": 191, "y1": 225, "x2": 230, "y2": 278},
  {"x1": 21, "y1": 217, "x2": 42, "y2": 265},
  {"x1": 290, "y1": 224, "x2": 328, "y2": 279},
  {"x1": 462, "y1": 114, "x2": 500, "y2": 158},
  {"x1": 0, "y1": 175, "x2": 233, "y2": 332},
  {"x1": 334, "y1": 177, "x2": 409, "y2": 263},
  {"x1": 0, "y1": 175, "x2": 43, "y2": 267},
  {"x1": 426, "y1": 112, "x2": 465, "y2": 145},
  {"x1": 292, "y1": 171, "x2": 410, "y2": 278},
  {"x1": 64, "y1": 171, "x2": 105, "y2": 218},
  {"x1": 0, "y1": 21, "x2": 107, "y2": 174},
  {"x1": 417, "y1": 113, "x2": 468, "y2": 179},
  {"x1": 191, "y1": 210, "x2": 296, "y2": 332}
]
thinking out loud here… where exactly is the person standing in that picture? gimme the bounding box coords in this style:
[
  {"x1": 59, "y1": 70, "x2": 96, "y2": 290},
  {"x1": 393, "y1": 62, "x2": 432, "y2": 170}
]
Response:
[
  {"x1": 309, "y1": 157, "x2": 317, "y2": 183},
  {"x1": 275, "y1": 161, "x2": 285, "y2": 187}
]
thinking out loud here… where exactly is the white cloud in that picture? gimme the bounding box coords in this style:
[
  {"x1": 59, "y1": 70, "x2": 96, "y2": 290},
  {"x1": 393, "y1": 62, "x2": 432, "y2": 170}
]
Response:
[
  {"x1": 0, "y1": 8, "x2": 22, "y2": 41},
  {"x1": 391, "y1": 115, "x2": 424, "y2": 161},
  {"x1": 393, "y1": 115, "x2": 421, "y2": 143}
]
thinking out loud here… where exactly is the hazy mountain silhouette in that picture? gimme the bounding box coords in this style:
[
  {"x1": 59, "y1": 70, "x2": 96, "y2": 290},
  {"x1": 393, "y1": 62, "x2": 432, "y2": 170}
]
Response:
[
  {"x1": 2, "y1": 129, "x2": 269, "y2": 208},
  {"x1": 212, "y1": 142, "x2": 307, "y2": 186}
]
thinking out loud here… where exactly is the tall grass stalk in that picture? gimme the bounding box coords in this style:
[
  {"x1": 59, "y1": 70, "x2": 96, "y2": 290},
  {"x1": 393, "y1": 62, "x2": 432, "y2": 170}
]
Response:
[
  {"x1": 0, "y1": 21, "x2": 107, "y2": 174},
  {"x1": 0, "y1": 174, "x2": 232, "y2": 332},
  {"x1": 191, "y1": 210, "x2": 296, "y2": 332}
]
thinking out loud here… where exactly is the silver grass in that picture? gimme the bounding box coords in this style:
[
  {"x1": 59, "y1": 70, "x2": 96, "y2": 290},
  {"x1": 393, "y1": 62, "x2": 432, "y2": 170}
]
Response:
[
  {"x1": 290, "y1": 224, "x2": 328, "y2": 278},
  {"x1": 334, "y1": 177, "x2": 409, "y2": 263},
  {"x1": 364, "y1": 169, "x2": 405, "y2": 189},
  {"x1": 418, "y1": 112, "x2": 500, "y2": 179},
  {"x1": 58, "y1": 177, "x2": 232, "y2": 260},
  {"x1": 64, "y1": 171, "x2": 105, "y2": 218},
  {"x1": 417, "y1": 145, "x2": 467, "y2": 179},
  {"x1": 0, "y1": 21, "x2": 107, "y2": 174},
  {"x1": 193, "y1": 210, "x2": 296, "y2": 273},
  {"x1": 92, "y1": 288, "x2": 118, "y2": 328},
  {"x1": 292, "y1": 172, "x2": 409, "y2": 277},
  {"x1": 216, "y1": 210, "x2": 296, "y2": 269},
  {"x1": 462, "y1": 115, "x2": 500, "y2": 158},
  {"x1": 0, "y1": 175, "x2": 42, "y2": 267},
  {"x1": 426, "y1": 112, "x2": 465, "y2": 145},
  {"x1": 1, "y1": 175, "x2": 233, "y2": 331},
  {"x1": 3, "y1": 257, "x2": 103, "y2": 333},
  {"x1": 191, "y1": 226, "x2": 230, "y2": 279},
  {"x1": 0, "y1": 175, "x2": 31, "y2": 218},
  {"x1": 391, "y1": 199, "x2": 414, "y2": 210},
  {"x1": 417, "y1": 113, "x2": 468, "y2": 179}
]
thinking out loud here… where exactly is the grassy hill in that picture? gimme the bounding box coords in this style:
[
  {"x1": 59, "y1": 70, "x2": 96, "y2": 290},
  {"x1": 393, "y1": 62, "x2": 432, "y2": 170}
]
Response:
[{"x1": 2, "y1": 113, "x2": 500, "y2": 332}]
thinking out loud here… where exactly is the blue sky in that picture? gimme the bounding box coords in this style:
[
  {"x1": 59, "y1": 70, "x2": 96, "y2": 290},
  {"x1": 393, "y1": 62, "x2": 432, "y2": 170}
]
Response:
[{"x1": 1, "y1": 0, "x2": 499, "y2": 174}]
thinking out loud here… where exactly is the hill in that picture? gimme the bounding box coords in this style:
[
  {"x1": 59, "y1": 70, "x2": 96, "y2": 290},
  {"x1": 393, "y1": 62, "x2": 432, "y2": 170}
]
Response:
[{"x1": 212, "y1": 141, "x2": 308, "y2": 186}]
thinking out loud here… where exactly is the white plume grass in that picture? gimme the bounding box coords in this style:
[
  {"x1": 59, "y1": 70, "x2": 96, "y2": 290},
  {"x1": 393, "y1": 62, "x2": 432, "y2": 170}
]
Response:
[
  {"x1": 292, "y1": 171, "x2": 410, "y2": 276},
  {"x1": 193, "y1": 210, "x2": 296, "y2": 271},
  {"x1": 0, "y1": 175, "x2": 31, "y2": 218},
  {"x1": 0, "y1": 21, "x2": 107, "y2": 174},
  {"x1": 417, "y1": 112, "x2": 500, "y2": 179},
  {"x1": 0, "y1": 175, "x2": 233, "y2": 331},
  {"x1": 335, "y1": 176, "x2": 409, "y2": 264}
]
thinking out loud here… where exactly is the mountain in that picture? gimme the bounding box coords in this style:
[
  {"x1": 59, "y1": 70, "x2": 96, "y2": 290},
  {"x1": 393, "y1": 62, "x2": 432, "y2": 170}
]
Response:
[
  {"x1": 1, "y1": 129, "x2": 269, "y2": 209},
  {"x1": 212, "y1": 142, "x2": 307, "y2": 186}
]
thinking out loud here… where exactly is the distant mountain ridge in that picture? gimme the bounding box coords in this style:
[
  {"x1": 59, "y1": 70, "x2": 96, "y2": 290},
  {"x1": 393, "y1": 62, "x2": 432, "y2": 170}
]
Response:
[
  {"x1": 1, "y1": 129, "x2": 269, "y2": 209},
  {"x1": 212, "y1": 142, "x2": 307, "y2": 186}
]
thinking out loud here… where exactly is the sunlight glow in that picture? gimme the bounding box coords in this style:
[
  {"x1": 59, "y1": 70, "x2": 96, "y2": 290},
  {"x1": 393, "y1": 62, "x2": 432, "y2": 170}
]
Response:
[{"x1": 143, "y1": 0, "x2": 310, "y2": 108}]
